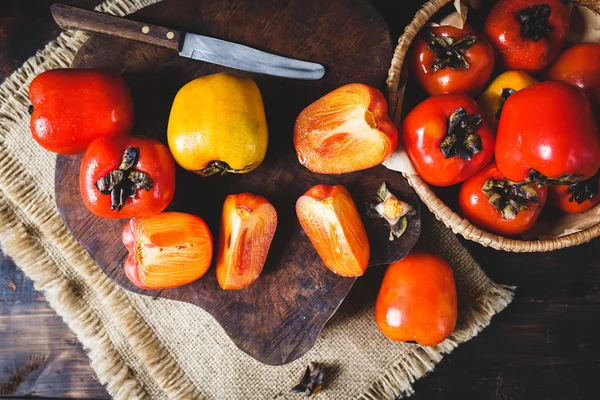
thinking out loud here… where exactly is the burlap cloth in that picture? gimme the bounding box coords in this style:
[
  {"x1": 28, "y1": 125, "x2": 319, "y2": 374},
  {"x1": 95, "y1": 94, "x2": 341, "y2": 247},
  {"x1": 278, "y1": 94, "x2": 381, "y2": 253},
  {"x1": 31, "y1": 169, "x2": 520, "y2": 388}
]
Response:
[{"x1": 0, "y1": 0, "x2": 514, "y2": 398}]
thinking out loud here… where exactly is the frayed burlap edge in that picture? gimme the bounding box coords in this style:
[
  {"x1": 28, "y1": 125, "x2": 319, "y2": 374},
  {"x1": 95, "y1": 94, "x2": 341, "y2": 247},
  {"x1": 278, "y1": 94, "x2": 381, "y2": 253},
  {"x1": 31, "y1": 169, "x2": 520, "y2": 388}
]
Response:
[
  {"x1": 0, "y1": 197, "x2": 148, "y2": 400},
  {"x1": 0, "y1": 0, "x2": 514, "y2": 398},
  {"x1": 0, "y1": 0, "x2": 203, "y2": 399}
]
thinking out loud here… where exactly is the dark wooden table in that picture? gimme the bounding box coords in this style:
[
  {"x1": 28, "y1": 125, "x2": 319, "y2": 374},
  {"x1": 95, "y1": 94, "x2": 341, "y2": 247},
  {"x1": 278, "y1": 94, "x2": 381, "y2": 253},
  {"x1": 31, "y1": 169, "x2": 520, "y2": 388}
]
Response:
[{"x1": 1, "y1": 1, "x2": 598, "y2": 399}]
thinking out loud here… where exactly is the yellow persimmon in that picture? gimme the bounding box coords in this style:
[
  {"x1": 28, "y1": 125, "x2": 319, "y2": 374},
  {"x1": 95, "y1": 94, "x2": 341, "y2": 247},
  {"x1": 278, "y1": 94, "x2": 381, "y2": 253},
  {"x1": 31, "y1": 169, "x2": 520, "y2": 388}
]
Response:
[
  {"x1": 477, "y1": 70, "x2": 537, "y2": 130},
  {"x1": 167, "y1": 73, "x2": 268, "y2": 176}
]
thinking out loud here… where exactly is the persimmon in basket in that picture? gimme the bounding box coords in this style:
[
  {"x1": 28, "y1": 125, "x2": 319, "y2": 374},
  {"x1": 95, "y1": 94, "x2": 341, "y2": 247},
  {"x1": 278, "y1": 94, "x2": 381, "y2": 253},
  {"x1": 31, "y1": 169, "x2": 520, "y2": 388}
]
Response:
[
  {"x1": 296, "y1": 184, "x2": 369, "y2": 277},
  {"x1": 549, "y1": 172, "x2": 600, "y2": 214},
  {"x1": 408, "y1": 24, "x2": 495, "y2": 96},
  {"x1": 216, "y1": 193, "x2": 277, "y2": 290},
  {"x1": 495, "y1": 81, "x2": 600, "y2": 184},
  {"x1": 402, "y1": 94, "x2": 495, "y2": 186},
  {"x1": 459, "y1": 162, "x2": 547, "y2": 236},
  {"x1": 484, "y1": 0, "x2": 570, "y2": 72},
  {"x1": 294, "y1": 84, "x2": 398, "y2": 174}
]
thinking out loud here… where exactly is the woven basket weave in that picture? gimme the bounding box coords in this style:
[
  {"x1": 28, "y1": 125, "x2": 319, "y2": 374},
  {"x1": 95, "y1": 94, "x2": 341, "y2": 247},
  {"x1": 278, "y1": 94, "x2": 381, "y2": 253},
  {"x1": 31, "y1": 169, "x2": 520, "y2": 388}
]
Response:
[{"x1": 386, "y1": 0, "x2": 600, "y2": 252}]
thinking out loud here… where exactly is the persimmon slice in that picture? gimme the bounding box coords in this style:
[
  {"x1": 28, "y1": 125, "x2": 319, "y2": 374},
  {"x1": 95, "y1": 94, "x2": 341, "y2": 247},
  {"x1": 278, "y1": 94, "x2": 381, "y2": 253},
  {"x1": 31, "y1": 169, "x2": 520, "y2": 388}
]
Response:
[
  {"x1": 216, "y1": 193, "x2": 277, "y2": 290},
  {"x1": 296, "y1": 184, "x2": 370, "y2": 277},
  {"x1": 294, "y1": 84, "x2": 398, "y2": 174},
  {"x1": 122, "y1": 212, "x2": 213, "y2": 290}
]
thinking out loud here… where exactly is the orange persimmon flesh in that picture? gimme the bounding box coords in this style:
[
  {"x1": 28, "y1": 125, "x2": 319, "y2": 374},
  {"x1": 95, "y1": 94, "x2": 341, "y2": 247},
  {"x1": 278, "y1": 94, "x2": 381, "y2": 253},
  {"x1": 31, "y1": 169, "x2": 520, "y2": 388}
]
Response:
[
  {"x1": 294, "y1": 83, "x2": 398, "y2": 174},
  {"x1": 216, "y1": 193, "x2": 277, "y2": 290},
  {"x1": 122, "y1": 212, "x2": 213, "y2": 290},
  {"x1": 296, "y1": 184, "x2": 370, "y2": 277}
]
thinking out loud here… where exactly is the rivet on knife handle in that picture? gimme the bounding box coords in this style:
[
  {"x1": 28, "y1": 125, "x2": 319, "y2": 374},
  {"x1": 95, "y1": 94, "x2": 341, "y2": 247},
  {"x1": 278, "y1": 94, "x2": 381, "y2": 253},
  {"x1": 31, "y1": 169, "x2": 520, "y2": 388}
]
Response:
[{"x1": 50, "y1": 3, "x2": 182, "y2": 51}]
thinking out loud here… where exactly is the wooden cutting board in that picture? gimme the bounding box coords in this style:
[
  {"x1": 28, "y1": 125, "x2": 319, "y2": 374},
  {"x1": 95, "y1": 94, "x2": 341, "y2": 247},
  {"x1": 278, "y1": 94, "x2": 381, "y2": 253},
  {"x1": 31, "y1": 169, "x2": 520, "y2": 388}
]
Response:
[{"x1": 54, "y1": 0, "x2": 421, "y2": 365}]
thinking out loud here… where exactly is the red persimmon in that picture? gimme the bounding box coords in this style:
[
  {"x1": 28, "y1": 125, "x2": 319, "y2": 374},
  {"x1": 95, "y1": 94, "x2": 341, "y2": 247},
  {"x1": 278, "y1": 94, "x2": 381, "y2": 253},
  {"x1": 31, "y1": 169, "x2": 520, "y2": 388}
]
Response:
[
  {"x1": 459, "y1": 162, "x2": 547, "y2": 236},
  {"x1": 495, "y1": 81, "x2": 600, "y2": 184},
  {"x1": 409, "y1": 24, "x2": 495, "y2": 96},
  {"x1": 545, "y1": 42, "x2": 600, "y2": 114},
  {"x1": 80, "y1": 135, "x2": 176, "y2": 219},
  {"x1": 402, "y1": 94, "x2": 495, "y2": 186},
  {"x1": 375, "y1": 252, "x2": 457, "y2": 346},
  {"x1": 484, "y1": 0, "x2": 570, "y2": 72},
  {"x1": 549, "y1": 172, "x2": 600, "y2": 213},
  {"x1": 29, "y1": 68, "x2": 133, "y2": 155}
]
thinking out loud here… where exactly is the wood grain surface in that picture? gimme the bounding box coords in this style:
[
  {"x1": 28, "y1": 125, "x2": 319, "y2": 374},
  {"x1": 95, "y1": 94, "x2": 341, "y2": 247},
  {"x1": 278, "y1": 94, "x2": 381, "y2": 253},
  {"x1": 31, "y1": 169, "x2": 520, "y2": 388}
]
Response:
[
  {"x1": 53, "y1": 0, "x2": 421, "y2": 366},
  {"x1": 2, "y1": 0, "x2": 600, "y2": 399}
]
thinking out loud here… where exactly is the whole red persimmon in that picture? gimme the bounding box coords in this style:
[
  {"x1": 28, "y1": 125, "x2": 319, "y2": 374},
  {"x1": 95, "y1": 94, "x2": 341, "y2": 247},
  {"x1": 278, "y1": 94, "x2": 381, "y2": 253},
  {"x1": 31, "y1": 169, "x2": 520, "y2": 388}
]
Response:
[
  {"x1": 545, "y1": 42, "x2": 600, "y2": 114},
  {"x1": 29, "y1": 68, "x2": 133, "y2": 155},
  {"x1": 549, "y1": 172, "x2": 600, "y2": 214},
  {"x1": 459, "y1": 162, "x2": 547, "y2": 236},
  {"x1": 80, "y1": 135, "x2": 176, "y2": 219},
  {"x1": 408, "y1": 24, "x2": 495, "y2": 96},
  {"x1": 495, "y1": 81, "x2": 600, "y2": 184},
  {"x1": 484, "y1": 0, "x2": 570, "y2": 72},
  {"x1": 402, "y1": 94, "x2": 495, "y2": 186},
  {"x1": 375, "y1": 252, "x2": 457, "y2": 346}
]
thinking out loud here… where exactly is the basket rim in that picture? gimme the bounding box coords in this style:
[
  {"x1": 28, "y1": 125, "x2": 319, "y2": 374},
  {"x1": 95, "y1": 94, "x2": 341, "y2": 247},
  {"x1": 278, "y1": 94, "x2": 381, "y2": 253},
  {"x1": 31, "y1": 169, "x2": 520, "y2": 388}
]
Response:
[{"x1": 386, "y1": 0, "x2": 600, "y2": 252}]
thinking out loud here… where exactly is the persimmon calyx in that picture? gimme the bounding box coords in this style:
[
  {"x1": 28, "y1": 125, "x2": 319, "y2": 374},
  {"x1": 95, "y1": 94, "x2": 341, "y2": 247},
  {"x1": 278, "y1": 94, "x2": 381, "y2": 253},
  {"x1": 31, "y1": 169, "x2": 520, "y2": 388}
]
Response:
[
  {"x1": 567, "y1": 172, "x2": 599, "y2": 204},
  {"x1": 368, "y1": 182, "x2": 414, "y2": 241},
  {"x1": 427, "y1": 32, "x2": 477, "y2": 71},
  {"x1": 290, "y1": 363, "x2": 324, "y2": 396},
  {"x1": 440, "y1": 107, "x2": 483, "y2": 161},
  {"x1": 95, "y1": 147, "x2": 153, "y2": 211},
  {"x1": 197, "y1": 160, "x2": 257, "y2": 177},
  {"x1": 526, "y1": 169, "x2": 583, "y2": 187},
  {"x1": 482, "y1": 178, "x2": 539, "y2": 220},
  {"x1": 518, "y1": 4, "x2": 553, "y2": 42},
  {"x1": 495, "y1": 88, "x2": 517, "y2": 120}
]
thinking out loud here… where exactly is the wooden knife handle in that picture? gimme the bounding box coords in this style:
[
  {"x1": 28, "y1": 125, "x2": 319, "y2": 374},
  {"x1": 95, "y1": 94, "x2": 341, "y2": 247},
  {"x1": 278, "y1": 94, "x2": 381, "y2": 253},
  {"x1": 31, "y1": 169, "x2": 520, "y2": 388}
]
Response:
[{"x1": 51, "y1": 3, "x2": 182, "y2": 52}]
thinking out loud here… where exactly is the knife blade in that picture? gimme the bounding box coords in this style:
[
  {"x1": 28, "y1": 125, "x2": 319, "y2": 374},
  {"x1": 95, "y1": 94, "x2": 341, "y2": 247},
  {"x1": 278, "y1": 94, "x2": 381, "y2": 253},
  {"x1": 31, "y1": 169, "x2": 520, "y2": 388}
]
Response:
[
  {"x1": 50, "y1": 3, "x2": 325, "y2": 80},
  {"x1": 179, "y1": 33, "x2": 325, "y2": 80}
]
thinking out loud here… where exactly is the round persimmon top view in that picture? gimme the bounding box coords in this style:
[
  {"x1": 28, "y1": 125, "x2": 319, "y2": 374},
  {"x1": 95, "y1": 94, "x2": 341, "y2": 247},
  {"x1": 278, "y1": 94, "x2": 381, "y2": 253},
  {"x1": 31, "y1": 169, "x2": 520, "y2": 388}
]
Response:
[
  {"x1": 483, "y1": 0, "x2": 570, "y2": 72},
  {"x1": 459, "y1": 162, "x2": 547, "y2": 236},
  {"x1": 408, "y1": 24, "x2": 495, "y2": 96},
  {"x1": 402, "y1": 93, "x2": 495, "y2": 187},
  {"x1": 79, "y1": 135, "x2": 176, "y2": 219}
]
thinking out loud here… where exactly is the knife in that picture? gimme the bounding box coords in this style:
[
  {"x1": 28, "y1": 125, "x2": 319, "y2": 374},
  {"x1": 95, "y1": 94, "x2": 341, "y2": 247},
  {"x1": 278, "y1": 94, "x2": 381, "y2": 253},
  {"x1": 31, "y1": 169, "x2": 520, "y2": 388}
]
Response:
[{"x1": 50, "y1": 3, "x2": 325, "y2": 80}]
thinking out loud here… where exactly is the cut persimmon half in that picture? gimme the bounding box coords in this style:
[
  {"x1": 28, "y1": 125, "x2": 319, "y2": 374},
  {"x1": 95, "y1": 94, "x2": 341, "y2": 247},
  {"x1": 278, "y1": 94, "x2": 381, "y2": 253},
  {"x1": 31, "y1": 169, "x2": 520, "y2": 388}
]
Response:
[
  {"x1": 122, "y1": 212, "x2": 213, "y2": 290},
  {"x1": 296, "y1": 184, "x2": 370, "y2": 277},
  {"x1": 294, "y1": 83, "x2": 398, "y2": 174},
  {"x1": 216, "y1": 193, "x2": 277, "y2": 290}
]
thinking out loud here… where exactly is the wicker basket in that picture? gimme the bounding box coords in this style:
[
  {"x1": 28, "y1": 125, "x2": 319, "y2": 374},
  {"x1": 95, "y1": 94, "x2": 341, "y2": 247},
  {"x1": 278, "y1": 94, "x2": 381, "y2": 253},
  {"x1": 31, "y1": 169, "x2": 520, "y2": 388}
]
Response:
[{"x1": 386, "y1": 0, "x2": 600, "y2": 252}]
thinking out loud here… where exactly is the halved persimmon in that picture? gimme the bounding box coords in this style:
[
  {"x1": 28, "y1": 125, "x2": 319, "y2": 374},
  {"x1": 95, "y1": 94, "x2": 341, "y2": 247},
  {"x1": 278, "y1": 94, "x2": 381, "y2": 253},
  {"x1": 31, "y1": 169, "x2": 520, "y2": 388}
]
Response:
[
  {"x1": 216, "y1": 193, "x2": 277, "y2": 290},
  {"x1": 122, "y1": 212, "x2": 213, "y2": 290},
  {"x1": 294, "y1": 84, "x2": 398, "y2": 174},
  {"x1": 296, "y1": 184, "x2": 370, "y2": 277}
]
